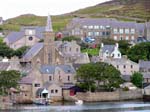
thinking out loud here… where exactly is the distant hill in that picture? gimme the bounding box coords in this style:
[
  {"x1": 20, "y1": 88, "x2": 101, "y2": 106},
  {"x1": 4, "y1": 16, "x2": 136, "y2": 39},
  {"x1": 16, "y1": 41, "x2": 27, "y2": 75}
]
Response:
[{"x1": 0, "y1": 0, "x2": 150, "y2": 32}]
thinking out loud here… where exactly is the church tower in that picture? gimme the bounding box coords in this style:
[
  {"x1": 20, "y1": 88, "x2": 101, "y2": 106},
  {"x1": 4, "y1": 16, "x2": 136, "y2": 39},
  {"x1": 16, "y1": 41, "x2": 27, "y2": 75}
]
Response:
[{"x1": 43, "y1": 15, "x2": 56, "y2": 65}]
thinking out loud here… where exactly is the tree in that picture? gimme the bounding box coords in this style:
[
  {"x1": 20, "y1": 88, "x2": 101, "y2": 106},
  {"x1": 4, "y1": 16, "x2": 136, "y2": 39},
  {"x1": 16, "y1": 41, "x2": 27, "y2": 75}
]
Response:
[
  {"x1": 131, "y1": 72, "x2": 143, "y2": 88},
  {"x1": 14, "y1": 46, "x2": 29, "y2": 58},
  {"x1": 0, "y1": 70, "x2": 21, "y2": 95},
  {"x1": 0, "y1": 42, "x2": 14, "y2": 58},
  {"x1": 76, "y1": 62, "x2": 123, "y2": 92},
  {"x1": 127, "y1": 42, "x2": 150, "y2": 62},
  {"x1": 62, "y1": 36, "x2": 81, "y2": 42},
  {"x1": 118, "y1": 40, "x2": 130, "y2": 55}
]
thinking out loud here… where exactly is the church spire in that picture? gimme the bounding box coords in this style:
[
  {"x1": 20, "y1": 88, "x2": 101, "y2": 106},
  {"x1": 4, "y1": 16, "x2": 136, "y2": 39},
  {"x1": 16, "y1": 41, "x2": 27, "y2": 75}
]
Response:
[{"x1": 45, "y1": 14, "x2": 53, "y2": 32}]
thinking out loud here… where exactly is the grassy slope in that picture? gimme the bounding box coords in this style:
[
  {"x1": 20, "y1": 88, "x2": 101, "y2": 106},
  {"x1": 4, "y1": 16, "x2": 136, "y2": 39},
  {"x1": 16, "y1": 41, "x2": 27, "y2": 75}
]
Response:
[{"x1": 0, "y1": 0, "x2": 150, "y2": 31}]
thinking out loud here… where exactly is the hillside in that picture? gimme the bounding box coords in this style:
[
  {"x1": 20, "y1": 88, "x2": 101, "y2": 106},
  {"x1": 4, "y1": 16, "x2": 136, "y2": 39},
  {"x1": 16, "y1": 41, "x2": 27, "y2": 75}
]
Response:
[{"x1": 0, "y1": 0, "x2": 150, "y2": 32}]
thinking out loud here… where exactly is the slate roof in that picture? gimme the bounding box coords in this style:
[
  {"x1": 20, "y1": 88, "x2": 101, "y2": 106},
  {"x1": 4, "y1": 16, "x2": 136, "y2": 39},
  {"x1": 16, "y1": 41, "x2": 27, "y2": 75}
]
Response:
[
  {"x1": 101, "y1": 45, "x2": 115, "y2": 54},
  {"x1": 23, "y1": 43, "x2": 43, "y2": 61},
  {"x1": 70, "y1": 18, "x2": 145, "y2": 29},
  {"x1": 40, "y1": 65, "x2": 76, "y2": 74},
  {"x1": 6, "y1": 26, "x2": 45, "y2": 44},
  {"x1": 6, "y1": 32, "x2": 24, "y2": 44},
  {"x1": 139, "y1": 60, "x2": 150, "y2": 69},
  {"x1": 0, "y1": 62, "x2": 10, "y2": 71},
  {"x1": 19, "y1": 76, "x2": 34, "y2": 85}
]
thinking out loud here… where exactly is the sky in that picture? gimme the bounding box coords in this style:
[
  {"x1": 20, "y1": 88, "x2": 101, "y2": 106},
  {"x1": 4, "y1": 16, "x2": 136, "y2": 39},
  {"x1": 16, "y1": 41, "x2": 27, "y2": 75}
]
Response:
[{"x1": 0, "y1": 0, "x2": 109, "y2": 20}]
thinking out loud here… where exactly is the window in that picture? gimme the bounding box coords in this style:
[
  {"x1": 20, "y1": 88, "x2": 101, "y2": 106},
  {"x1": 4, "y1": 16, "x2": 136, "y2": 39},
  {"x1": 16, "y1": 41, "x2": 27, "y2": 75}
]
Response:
[
  {"x1": 49, "y1": 76, "x2": 52, "y2": 81},
  {"x1": 131, "y1": 36, "x2": 135, "y2": 40},
  {"x1": 119, "y1": 29, "x2": 124, "y2": 34},
  {"x1": 34, "y1": 83, "x2": 40, "y2": 87},
  {"x1": 102, "y1": 32, "x2": 105, "y2": 36},
  {"x1": 125, "y1": 29, "x2": 129, "y2": 34},
  {"x1": 106, "y1": 32, "x2": 110, "y2": 36},
  {"x1": 28, "y1": 36, "x2": 33, "y2": 41},
  {"x1": 113, "y1": 28, "x2": 118, "y2": 34},
  {"x1": 94, "y1": 25, "x2": 99, "y2": 29},
  {"x1": 100, "y1": 25, "x2": 104, "y2": 29},
  {"x1": 88, "y1": 25, "x2": 93, "y2": 29},
  {"x1": 83, "y1": 25, "x2": 87, "y2": 29},
  {"x1": 112, "y1": 53, "x2": 114, "y2": 57},
  {"x1": 59, "y1": 75, "x2": 61, "y2": 81},
  {"x1": 131, "y1": 65, "x2": 133, "y2": 69},
  {"x1": 126, "y1": 36, "x2": 129, "y2": 40},
  {"x1": 118, "y1": 54, "x2": 120, "y2": 57},
  {"x1": 68, "y1": 76, "x2": 70, "y2": 81},
  {"x1": 131, "y1": 29, "x2": 135, "y2": 34},
  {"x1": 76, "y1": 48, "x2": 79, "y2": 52},
  {"x1": 95, "y1": 32, "x2": 99, "y2": 36},
  {"x1": 69, "y1": 47, "x2": 71, "y2": 51},
  {"x1": 123, "y1": 65, "x2": 126, "y2": 69},
  {"x1": 29, "y1": 30, "x2": 33, "y2": 35},
  {"x1": 114, "y1": 36, "x2": 117, "y2": 40},
  {"x1": 51, "y1": 90, "x2": 54, "y2": 93},
  {"x1": 117, "y1": 65, "x2": 119, "y2": 68},
  {"x1": 55, "y1": 90, "x2": 58, "y2": 93},
  {"x1": 88, "y1": 32, "x2": 93, "y2": 36}
]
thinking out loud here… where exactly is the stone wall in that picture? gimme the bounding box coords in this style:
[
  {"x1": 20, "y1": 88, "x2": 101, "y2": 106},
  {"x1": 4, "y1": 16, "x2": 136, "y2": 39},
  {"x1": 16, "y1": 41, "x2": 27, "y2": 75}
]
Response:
[{"x1": 64, "y1": 89, "x2": 143, "y2": 102}]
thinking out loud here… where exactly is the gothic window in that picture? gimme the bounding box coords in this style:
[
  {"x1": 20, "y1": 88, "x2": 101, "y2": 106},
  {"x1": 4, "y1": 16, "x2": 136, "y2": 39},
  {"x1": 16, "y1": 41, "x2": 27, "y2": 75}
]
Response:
[
  {"x1": 55, "y1": 90, "x2": 58, "y2": 93},
  {"x1": 49, "y1": 76, "x2": 52, "y2": 81},
  {"x1": 68, "y1": 76, "x2": 70, "y2": 81}
]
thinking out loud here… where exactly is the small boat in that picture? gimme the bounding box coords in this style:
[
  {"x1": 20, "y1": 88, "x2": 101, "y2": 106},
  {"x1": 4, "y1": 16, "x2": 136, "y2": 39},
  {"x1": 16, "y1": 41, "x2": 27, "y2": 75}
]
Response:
[
  {"x1": 33, "y1": 99, "x2": 49, "y2": 105},
  {"x1": 75, "y1": 100, "x2": 83, "y2": 105}
]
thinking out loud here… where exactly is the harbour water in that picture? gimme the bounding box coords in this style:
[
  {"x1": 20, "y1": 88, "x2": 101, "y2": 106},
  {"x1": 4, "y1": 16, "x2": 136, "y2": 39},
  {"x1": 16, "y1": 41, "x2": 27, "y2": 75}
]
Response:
[{"x1": 2, "y1": 101, "x2": 150, "y2": 112}]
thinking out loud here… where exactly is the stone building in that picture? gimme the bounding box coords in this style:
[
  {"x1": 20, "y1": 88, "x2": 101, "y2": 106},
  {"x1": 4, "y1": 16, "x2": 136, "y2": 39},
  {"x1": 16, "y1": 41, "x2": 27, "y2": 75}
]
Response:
[
  {"x1": 104, "y1": 57, "x2": 139, "y2": 81},
  {"x1": 66, "y1": 18, "x2": 147, "y2": 41},
  {"x1": 139, "y1": 60, "x2": 150, "y2": 83},
  {"x1": 4, "y1": 26, "x2": 45, "y2": 49}
]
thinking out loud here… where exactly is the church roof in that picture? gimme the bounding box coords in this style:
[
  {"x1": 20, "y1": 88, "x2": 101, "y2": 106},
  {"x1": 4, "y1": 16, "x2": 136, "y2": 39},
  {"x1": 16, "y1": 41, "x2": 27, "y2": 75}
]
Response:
[
  {"x1": 23, "y1": 43, "x2": 43, "y2": 61},
  {"x1": 40, "y1": 65, "x2": 76, "y2": 74},
  {"x1": 6, "y1": 26, "x2": 45, "y2": 44}
]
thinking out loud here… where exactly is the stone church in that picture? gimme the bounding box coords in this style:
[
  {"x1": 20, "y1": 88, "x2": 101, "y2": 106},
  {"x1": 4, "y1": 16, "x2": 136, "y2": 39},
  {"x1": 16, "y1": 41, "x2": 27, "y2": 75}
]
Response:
[{"x1": 21, "y1": 15, "x2": 89, "y2": 66}]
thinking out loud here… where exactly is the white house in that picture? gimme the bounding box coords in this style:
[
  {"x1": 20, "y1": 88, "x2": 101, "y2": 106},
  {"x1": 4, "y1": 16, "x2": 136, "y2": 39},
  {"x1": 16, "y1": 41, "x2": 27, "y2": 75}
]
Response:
[{"x1": 99, "y1": 43, "x2": 121, "y2": 60}]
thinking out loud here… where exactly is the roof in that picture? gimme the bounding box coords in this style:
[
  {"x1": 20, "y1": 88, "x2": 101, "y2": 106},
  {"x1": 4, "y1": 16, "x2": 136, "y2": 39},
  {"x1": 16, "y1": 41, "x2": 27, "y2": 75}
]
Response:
[
  {"x1": 101, "y1": 45, "x2": 115, "y2": 54},
  {"x1": 40, "y1": 65, "x2": 76, "y2": 74},
  {"x1": 19, "y1": 76, "x2": 34, "y2": 85},
  {"x1": 6, "y1": 26, "x2": 45, "y2": 44},
  {"x1": 23, "y1": 43, "x2": 43, "y2": 61},
  {"x1": 43, "y1": 82, "x2": 61, "y2": 88},
  {"x1": 70, "y1": 18, "x2": 146, "y2": 29},
  {"x1": 0, "y1": 62, "x2": 10, "y2": 71},
  {"x1": 6, "y1": 32, "x2": 24, "y2": 44},
  {"x1": 139, "y1": 60, "x2": 150, "y2": 69}
]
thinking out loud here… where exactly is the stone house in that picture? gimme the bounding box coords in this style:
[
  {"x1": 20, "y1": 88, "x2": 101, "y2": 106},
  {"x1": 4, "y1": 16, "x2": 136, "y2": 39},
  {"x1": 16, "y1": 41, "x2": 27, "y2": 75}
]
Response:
[
  {"x1": 4, "y1": 26, "x2": 45, "y2": 49},
  {"x1": 104, "y1": 57, "x2": 139, "y2": 81},
  {"x1": 99, "y1": 43, "x2": 121, "y2": 60},
  {"x1": 139, "y1": 60, "x2": 150, "y2": 83},
  {"x1": 66, "y1": 18, "x2": 147, "y2": 41}
]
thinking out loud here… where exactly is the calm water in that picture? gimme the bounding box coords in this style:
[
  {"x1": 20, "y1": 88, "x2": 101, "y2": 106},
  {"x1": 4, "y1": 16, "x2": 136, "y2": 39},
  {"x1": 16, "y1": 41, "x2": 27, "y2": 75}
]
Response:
[{"x1": 2, "y1": 101, "x2": 150, "y2": 112}]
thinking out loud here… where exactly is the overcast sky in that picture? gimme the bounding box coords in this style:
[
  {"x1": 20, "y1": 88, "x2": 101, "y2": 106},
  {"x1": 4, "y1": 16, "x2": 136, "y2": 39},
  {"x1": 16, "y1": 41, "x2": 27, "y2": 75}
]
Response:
[{"x1": 0, "y1": 0, "x2": 109, "y2": 20}]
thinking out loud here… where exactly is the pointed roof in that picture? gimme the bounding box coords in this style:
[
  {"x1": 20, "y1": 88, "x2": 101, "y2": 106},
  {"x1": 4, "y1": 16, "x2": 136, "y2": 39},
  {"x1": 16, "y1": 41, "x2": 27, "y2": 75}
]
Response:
[{"x1": 45, "y1": 14, "x2": 53, "y2": 32}]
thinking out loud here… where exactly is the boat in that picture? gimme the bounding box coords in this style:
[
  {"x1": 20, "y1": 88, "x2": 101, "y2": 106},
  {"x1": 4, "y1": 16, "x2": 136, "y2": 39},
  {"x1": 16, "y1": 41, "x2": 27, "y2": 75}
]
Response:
[
  {"x1": 33, "y1": 99, "x2": 49, "y2": 105},
  {"x1": 75, "y1": 100, "x2": 83, "y2": 105}
]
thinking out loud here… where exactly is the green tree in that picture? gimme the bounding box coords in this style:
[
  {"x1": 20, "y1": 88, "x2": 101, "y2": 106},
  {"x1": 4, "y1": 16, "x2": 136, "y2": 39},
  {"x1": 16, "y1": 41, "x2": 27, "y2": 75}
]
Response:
[
  {"x1": 127, "y1": 42, "x2": 150, "y2": 62},
  {"x1": 0, "y1": 70, "x2": 21, "y2": 95},
  {"x1": 131, "y1": 72, "x2": 143, "y2": 88},
  {"x1": 14, "y1": 46, "x2": 29, "y2": 58},
  {"x1": 118, "y1": 40, "x2": 130, "y2": 55},
  {"x1": 0, "y1": 42, "x2": 14, "y2": 58},
  {"x1": 76, "y1": 62, "x2": 123, "y2": 92}
]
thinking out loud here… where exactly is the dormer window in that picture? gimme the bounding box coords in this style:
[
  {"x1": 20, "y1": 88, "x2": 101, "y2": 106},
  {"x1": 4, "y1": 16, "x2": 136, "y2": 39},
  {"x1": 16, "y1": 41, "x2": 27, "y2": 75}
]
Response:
[{"x1": 29, "y1": 36, "x2": 33, "y2": 41}]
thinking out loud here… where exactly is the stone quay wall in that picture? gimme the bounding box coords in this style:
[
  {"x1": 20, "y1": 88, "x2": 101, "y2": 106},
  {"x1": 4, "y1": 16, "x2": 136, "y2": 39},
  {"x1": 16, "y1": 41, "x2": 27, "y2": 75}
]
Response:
[{"x1": 64, "y1": 89, "x2": 143, "y2": 102}]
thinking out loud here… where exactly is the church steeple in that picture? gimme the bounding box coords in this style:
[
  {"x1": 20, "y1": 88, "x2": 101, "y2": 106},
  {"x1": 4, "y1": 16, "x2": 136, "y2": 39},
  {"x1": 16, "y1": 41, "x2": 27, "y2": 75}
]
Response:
[{"x1": 45, "y1": 14, "x2": 53, "y2": 32}]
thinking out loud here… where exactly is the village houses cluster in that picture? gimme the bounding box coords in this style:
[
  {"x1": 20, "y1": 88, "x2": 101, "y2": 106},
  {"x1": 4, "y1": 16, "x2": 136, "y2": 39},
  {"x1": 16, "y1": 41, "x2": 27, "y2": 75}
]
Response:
[{"x1": 1, "y1": 15, "x2": 150, "y2": 103}]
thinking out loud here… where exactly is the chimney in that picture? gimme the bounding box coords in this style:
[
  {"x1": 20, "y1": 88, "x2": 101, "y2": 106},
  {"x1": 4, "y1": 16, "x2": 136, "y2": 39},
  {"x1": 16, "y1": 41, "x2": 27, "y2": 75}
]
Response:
[{"x1": 115, "y1": 43, "x2": 119, "y2": 48}]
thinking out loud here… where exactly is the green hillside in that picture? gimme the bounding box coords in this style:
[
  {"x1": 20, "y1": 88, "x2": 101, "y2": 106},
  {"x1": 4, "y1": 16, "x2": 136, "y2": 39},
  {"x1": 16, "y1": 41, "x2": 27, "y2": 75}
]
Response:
[{"x1": 0, "y1": 0, "x2": 150, "y2": 32}]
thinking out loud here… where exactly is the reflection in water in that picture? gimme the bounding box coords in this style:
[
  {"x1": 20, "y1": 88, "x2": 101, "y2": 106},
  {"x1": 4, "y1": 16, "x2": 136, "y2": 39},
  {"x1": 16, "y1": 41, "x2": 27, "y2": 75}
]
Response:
[{"x1": 2, "y1": 101, "x2": 150, "y2": 112}]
